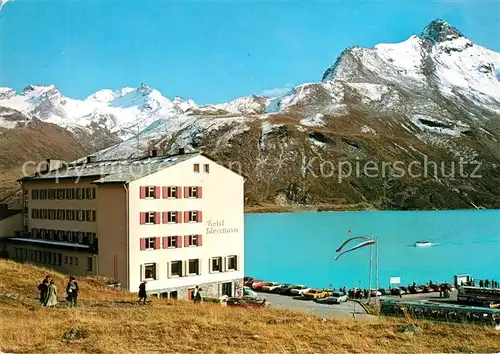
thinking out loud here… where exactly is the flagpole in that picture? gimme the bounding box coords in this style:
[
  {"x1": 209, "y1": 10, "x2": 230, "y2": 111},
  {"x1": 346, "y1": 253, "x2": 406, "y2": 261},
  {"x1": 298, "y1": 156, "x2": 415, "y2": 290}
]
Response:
[
  {"x1": 368, "y1": 237, "x2": 373, "y2": 303},
  {"x1": 376, "y1": 236, "x2": 380, "y2": 318}
]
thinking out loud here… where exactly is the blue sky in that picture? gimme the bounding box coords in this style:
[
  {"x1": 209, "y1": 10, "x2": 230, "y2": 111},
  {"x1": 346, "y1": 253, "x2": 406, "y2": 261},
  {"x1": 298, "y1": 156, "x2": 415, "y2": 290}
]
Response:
[{"x1": 0, "y1": 0, "x2": 498, "y2": 104}]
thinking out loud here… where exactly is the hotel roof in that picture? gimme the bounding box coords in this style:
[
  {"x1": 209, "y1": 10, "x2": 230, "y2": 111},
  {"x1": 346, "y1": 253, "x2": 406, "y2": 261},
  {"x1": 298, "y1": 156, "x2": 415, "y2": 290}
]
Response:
[{"x1": 19, "y1": 152, "x2": 200, "y2": 184}]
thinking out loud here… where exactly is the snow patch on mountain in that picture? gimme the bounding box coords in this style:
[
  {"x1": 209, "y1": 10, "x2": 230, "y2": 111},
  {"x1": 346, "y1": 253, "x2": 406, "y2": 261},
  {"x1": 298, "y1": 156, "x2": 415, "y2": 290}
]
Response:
[
  {"x1": 345, "y1": 83, "x2": 390, "y2": 103},
  {"x1": 300, "y1": 113, "x2": 325, "y2": 127},
  {"x1": 360, "y1": 125, "x2": 376, "y2": 135},
  {"x1": 410, "y1": 114, "x2": 469, "y2": 137},
  {"x1": 374, "y1": 35, "x2": 425, "y2": 80}
]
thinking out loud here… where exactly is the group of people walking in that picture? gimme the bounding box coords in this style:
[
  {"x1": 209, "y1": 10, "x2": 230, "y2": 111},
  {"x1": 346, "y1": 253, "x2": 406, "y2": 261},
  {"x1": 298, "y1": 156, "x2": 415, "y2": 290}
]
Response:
[
  {"x1": 37, "y1": 275, "x2": 79, "y2": 307},
  {"x1": 137, "y1": 281, "x2": 203, "y2": 304}
]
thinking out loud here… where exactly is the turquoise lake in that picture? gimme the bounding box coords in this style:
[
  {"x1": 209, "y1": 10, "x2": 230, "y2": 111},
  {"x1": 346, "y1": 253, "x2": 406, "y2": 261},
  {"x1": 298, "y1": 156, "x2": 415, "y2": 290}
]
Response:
[{"x1": 244, "y1": 210, "x2": 500, "y2": 289}]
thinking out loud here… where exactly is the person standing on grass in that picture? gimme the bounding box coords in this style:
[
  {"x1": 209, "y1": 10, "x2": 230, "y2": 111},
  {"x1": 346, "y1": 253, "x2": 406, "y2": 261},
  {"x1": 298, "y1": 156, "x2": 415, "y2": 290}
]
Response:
[
  {"x1": 44, "y1": 280, "x2": 58, "y2": 307},
  {"x1": 66, "y1": 276, "x2": 79, "y2": 307},
  {"x1": 38, "y1": 276, "x2": 49, "y2": 304},
  {"x1": 193, "y1": 286, "x2": 203, "y2": 304},
  {"x1": 138, "y1": 280, "x2": 147, "y2": 304}
]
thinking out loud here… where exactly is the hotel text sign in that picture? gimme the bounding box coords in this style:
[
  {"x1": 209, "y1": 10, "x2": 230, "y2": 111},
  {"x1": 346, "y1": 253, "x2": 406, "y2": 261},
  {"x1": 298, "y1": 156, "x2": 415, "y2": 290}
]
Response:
[{"x1": 206, "y1": 220, "x2": 239, "y2": 235}]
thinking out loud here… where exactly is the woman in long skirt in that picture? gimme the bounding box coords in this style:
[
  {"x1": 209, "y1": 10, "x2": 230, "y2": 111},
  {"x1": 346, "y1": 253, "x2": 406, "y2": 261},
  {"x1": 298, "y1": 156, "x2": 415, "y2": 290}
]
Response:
[{"x1": 44, "y1": 280, "x2": 58, "y2": 307}]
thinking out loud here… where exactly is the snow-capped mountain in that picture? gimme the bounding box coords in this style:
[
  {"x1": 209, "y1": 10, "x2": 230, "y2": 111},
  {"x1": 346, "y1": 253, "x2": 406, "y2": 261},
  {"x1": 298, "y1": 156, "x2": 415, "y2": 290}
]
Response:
[{"x1": 2, "y1": 19, "x2": 500, "y2": 210}]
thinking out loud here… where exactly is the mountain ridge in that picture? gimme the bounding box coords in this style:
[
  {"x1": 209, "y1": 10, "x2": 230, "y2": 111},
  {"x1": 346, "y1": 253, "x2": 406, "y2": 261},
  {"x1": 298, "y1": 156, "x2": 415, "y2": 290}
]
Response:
[{"x1": 1, "y1": 19, "x2": 499, "y2": 210}]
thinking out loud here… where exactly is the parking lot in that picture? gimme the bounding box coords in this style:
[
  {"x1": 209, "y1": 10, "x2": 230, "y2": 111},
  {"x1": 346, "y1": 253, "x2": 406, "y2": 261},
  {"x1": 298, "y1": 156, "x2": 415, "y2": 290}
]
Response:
[{"x1": 259, "y1": 293, "x2": 373, "y2": 319}]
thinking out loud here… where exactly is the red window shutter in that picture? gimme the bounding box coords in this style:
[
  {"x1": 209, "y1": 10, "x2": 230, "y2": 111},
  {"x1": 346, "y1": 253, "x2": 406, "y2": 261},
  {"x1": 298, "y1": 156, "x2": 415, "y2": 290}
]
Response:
[
  {"x1": 162, "y1": 237, "x2": 167, "y2": 249},
  {"x1": 184, "y1": 187, "x2": 189, "y2": 198},
  {"x1": 155, "y1": 212, "x2": 161, "y2": 224},
  {"x1": 184, "y1": 235, "x2": 189, "y2": 247},
  {"x1": 197, "y1": 211, "x2": 203, "y2": 222},
  {"x1": 176, "y1": 236, "x2": 182, "y2": 248},
  {"x1": 197, "y1": 187, "x2": 202, "y2": 198},
  {"x1": 197, "y1": 234, "x2": 203, "y2": 247},
  {"x1": 140, "y1": 186, "x2": 146, "y2": 199},
  {"x1": 162, "y1": 212, "x2": 167, "y2": 224},
  {"x1": 175, "y1": 211, "x2": 181, "y2": 223},
  {"x1": 140, "y1": 238, "x2": 146, "y2": 251},
  {"x1": 162, "y1": 187, "x2": 167, "y2": 199},
  {"x1": 140, "y1": 212, "x2": 146, "y2": 225},
  {"x1": 184, "y1": 211, "x2": 189, "y2": 223},
  {"x1": 176, "y1": 186, "x2": 182, "y2": 199},
  {"x1": 155, "y1": 186, "x2": 161, "y2": 199},
  {"x1": 155, "y1": 237, "x2": 161, "y2": 249}
]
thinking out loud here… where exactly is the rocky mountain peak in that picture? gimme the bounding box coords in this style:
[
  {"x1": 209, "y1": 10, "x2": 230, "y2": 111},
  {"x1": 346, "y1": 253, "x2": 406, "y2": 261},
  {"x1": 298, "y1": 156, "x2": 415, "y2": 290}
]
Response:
[
  {"x1": 420, "y1": 19, "x2": 464, "y2": 44},
  {"x1": 138, "y1": 83, "x2": 152, "y2": 96}
]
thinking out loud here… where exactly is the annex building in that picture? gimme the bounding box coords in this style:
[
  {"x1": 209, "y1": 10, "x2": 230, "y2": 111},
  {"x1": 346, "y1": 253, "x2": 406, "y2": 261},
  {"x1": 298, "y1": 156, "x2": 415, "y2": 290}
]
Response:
[{"x1": 0, "y1": 150, "x2": 245, "y2": 300}]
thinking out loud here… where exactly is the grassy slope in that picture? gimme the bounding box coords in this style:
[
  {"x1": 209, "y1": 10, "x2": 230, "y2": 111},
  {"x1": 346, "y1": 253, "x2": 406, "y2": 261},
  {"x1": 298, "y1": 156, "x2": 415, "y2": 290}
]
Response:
[{"x1": 0, "y1": 260, "x2": 498, "y2": 353}]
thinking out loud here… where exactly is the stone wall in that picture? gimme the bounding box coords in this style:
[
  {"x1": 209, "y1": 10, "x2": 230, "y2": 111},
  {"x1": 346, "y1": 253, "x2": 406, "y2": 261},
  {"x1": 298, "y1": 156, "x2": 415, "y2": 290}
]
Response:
[{"x1": 147, "y1": 277, "x2": 243, "y2": 301}]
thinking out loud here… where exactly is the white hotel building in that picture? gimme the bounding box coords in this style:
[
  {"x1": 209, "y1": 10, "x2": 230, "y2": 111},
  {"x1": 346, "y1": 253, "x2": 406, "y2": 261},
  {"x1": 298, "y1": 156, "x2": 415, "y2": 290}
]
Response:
[{"x1": 2, "y1": 150, "x2": 245, "y2": 300}]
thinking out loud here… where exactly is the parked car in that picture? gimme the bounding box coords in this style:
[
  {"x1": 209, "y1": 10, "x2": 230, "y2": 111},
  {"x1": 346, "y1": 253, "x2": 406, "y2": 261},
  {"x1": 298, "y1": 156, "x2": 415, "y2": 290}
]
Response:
[
  {"x1": 243, "y1": 277, "x2": 254, "y2": 283},
  {"x1": 273, "y1": 284, "x2": 293, "y2": 294},
  {"x1": 317, "y1": 292, "x2": 348, "y2": 304},
  {"x1": 303, "y1": 289, "x2": 328, "y2": 300},
  {"x1": 251, "y1": 280, "x2": 268, "y2": 291},
  {"x1": 244, "y1": 278, "x2": 262, "y2": 287},
  {"x1": 226, "y1": 297, "x2": 270, "y2": 309},
  {"x1": 370, "y1": 289, "x2": 382, "y2": 297},
  {"x1": 430, "y1": 284, "x2": 441, "y2": 292},
  {"x1": 261, "y1": 282, "x2": 282, "y2": 292},
  {"x1": 390, "y1": 288, "x2": 405, "y2": 296},
  {"x1": 290, "y1": 285, "x2": 310, "y2": 296},
  {"x1": 242, "y1": 286, "x2": 259, "y2": 298}
]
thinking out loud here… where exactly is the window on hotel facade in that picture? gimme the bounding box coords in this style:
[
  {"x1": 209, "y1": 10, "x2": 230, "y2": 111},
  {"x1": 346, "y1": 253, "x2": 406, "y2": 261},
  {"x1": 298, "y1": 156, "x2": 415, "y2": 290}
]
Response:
[
  {"x1": 66, "y1": 188, "x2": 74, "y2": 200},
  {"x1": 76, "y1": 188, "x2": 84, "y2": 200},
  {"x1": 40, "y1": 189, "x2": 47, "y2": 200},
  {"x1": 227, "y1": 256, "x2": 238, "y2": 271},
  {"x1": 167, "y1": 187, "x2": 177, "y2": 198},
  {"x1": 167, "y1": 236, "x2": 177, "y2": 248},
  {"x1": 145, "y1": 237, "x2": 155, "y2": 250},
  {"x1": 188, "y1": 187, "x2": 199, "y2": 198},
  {"x1": 48, "y1": 209, "x2": 55, "y2": 220},
  {"x1": 211, "y1": 257, "x2": 222, "y2": 272},
  {"x1": 85, "y1": 210, "x2": 96, "y2": 222},
  {"x1": 41, "y1": 209, "x2": 47, "y2": 219},
  {"x1": 57, "y1": 209, "x2": 65, "y2": 220},
  {"x1": 69, "y1": 256, "x2": 73, "y2": 265},
  {"x1": 145, "y1": 212, "x2": 156, "y2": 224},
  {"x1": 144, "y1": 263, "x2": 156, "y2": 280},
  {"x1": 87, "y1": 233, "x2": 95, "y2": 244},
  {"x1": 31, "y1": 189, "x2": 39, "y2": 199},
  {"x1": 204, "y1": 164, "x2": 209, "y2": 173},
  {"x1": 167, "y1": 211, "x2": 177, "y2": 223},
  {"x1": 65, "y1": 231, "x2": 72, "y2": 242},
  {"x1": 75, "y1": 257, "x2": 79, "y2": 266},
  {"x1": 85, "y1": 188, "x2": 96, "y2": 199},
  {"x1": 76, "y1": 210, "x2": 84, "y2": 221},
  {"x1": 193, "y1": 163, "x2": 200, "y2": 173},
  {"x1": 57, "y1": 188, "x2": 65, "y2": 200},
  {"x1": 188, "y1": 211, "x2": 201, "y2": 222},
  {"x1": 32, "y1": 228, "x2": 38, "y2": 238},
  {"x1": 87, "y1": 257, "x2": 93, "y2": 272},
  {"x1": 170, "y1": 261, "x2": 182, "y2": 277},
  {"x1": 66, "y1": 210, "x2": 73, "y2": 221},
  {"x1": 58, "y1": 230, "x2": 64, "y2": 241},
  {"x1": 48, "y1": 230, "x2": 55, "y2": 240},
  {"x1": 48, "y1": 189, "x2": 56, "y2": 200},
  {"x1": 145, "y1": 186, "x2": 155, "y2": 198},
  {"x1": 187, "y1": 235, "x2": 198, "y2": 247},
  {"x1": 72, "y1": 232, "x2": 79, "y2": 242},
  {"x1": 64, "y1": 256, "x2": 68, "y2": 264},
  {"x1": 31, "y1": 209, "x2": 37, "y2": 219},
  {"x1": 188, "y1": 259, "x2": 200, "y2": 275}
]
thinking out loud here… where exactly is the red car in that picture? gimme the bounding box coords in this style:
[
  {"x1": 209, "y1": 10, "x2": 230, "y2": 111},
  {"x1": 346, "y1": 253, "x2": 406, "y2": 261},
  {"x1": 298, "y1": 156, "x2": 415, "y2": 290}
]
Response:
[
  {"x1": 244, "y1": 278, "x2": 262, "y2": 287},
  {"x1": 226, "y1": 297, "x2": 270, "y2": 309},
  {"x1": 251, "y1": 280, "x2": 267, "y2": 291}
]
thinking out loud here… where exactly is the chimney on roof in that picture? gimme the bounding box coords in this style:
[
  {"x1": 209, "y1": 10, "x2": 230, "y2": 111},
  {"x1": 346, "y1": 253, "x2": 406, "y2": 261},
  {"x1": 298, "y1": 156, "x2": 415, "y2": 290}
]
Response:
[
  {"x1": 87, "y1": 155, "x2": 96, "y2": 163},
  {"x1": 178, "y1": 148, "x2": 185, "y2": 155},
  {"x1": 44, "y1": 159, "x2": 64, "y2": 173},
  {"x1": 149, "y1": 149, "x2": 158, "y2": 158}
]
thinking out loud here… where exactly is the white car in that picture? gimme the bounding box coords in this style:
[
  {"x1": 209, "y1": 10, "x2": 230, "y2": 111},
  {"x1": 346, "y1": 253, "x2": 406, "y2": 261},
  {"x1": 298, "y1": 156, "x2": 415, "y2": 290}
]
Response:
[
  {"x1": 290, "y1": 285, "x2": 310, "y2": 296},
  {"x1": 242, "y1": 286, "x2": 259, "y2": 298},
  {"x1": 320, "y1": 292, "x2": 348, "y2": 304},
  {"x1": 370, "y1": 290, "x2": 382, "y2": 297},
  {"x1": 261, "y1": 282, "x2": 282, "y2": 292}
]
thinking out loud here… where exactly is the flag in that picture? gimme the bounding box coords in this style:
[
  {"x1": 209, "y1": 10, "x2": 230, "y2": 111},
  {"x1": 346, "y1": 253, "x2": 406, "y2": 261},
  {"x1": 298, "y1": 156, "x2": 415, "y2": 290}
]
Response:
[{"x1": 335, "y1": 240, "x2": 375, "y2": 260}]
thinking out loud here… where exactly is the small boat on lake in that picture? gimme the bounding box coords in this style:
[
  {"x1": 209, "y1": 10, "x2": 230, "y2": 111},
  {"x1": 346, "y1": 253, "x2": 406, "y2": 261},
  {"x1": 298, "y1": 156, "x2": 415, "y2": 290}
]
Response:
[{"x1": 414, "y1": 240, "x2": 433, "y2": 247}]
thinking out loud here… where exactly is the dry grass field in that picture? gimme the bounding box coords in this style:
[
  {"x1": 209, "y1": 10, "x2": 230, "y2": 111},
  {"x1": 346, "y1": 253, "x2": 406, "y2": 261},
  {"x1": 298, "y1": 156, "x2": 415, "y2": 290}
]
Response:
[{"x1": 0, "y1": 259, "x2": 498, "y2": 353}]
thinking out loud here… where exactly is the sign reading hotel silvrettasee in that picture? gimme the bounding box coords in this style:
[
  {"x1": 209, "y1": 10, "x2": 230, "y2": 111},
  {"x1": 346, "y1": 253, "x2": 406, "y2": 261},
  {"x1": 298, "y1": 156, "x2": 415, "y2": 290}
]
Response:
[{"x1": 206, "y1": 219, "x2": 239, "y2": 234}]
